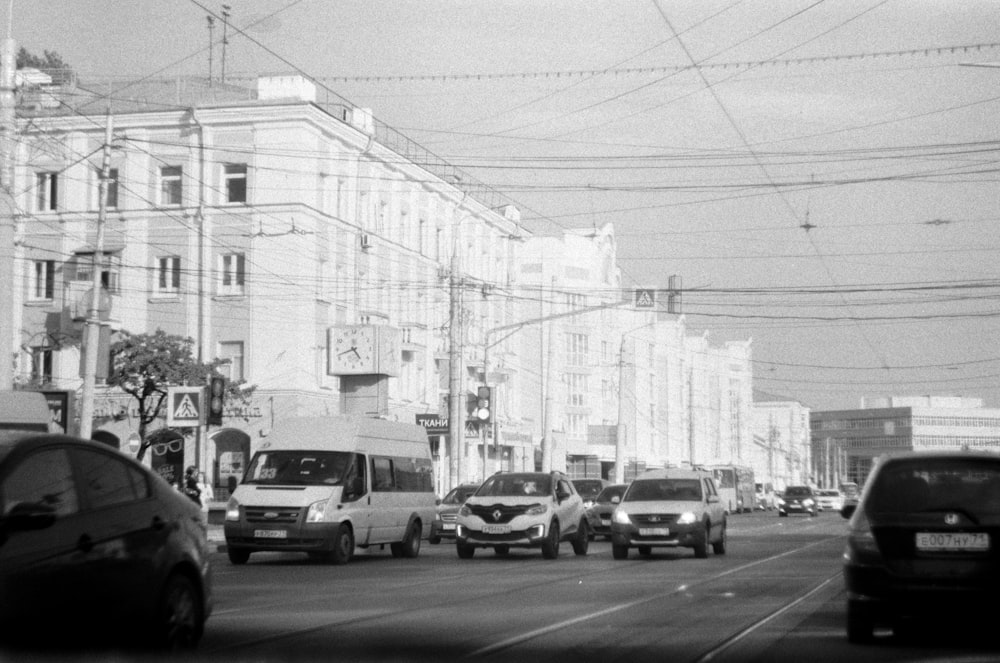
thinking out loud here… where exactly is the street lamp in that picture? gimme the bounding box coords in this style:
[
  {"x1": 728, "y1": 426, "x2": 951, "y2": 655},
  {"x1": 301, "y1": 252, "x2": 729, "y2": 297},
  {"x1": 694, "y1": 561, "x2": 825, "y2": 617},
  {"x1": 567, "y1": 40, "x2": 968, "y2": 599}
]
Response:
[{"x1": 614, "y1": 320, "x2": 657, "y2": 483}]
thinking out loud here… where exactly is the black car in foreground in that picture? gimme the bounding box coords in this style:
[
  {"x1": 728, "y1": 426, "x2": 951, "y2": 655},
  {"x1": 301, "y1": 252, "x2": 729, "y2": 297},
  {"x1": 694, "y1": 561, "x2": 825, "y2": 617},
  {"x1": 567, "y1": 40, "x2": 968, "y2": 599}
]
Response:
[
  {"x1": 842, "y1": 451, "x2": 1000, "y2": 643},
  {"x1": 0, "y1": 432, "x2": 213, "y2": 650}
]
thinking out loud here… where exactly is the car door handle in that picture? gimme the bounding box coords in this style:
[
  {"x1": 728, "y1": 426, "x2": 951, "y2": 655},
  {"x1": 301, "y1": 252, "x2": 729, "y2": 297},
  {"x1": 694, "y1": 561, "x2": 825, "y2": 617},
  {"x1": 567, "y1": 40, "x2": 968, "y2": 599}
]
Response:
[
  {"x1": 151, "y1": 516, "x2": 167, "y2": 531},
  {"x1": 77, "y1": 534, "x2": 94, "y2": 553}
]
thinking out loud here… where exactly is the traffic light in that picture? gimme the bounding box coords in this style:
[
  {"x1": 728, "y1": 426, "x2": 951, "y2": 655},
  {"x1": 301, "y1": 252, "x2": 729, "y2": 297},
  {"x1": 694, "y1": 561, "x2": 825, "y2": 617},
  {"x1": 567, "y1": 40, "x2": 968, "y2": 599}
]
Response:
[
  {"x1": 208, "y1": 375, "x2": 226, "y2": 426},
  {"x1": 475, "y1": 386, "x2": 492, "y2": 423}
]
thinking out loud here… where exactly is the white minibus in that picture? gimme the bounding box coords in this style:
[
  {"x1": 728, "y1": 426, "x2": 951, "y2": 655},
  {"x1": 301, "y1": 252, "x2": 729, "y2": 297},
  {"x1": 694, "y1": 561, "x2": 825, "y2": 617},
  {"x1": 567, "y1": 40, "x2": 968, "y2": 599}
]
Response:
[{"x1": 223, "y1": 416, "x2": 435, "y2": 564}]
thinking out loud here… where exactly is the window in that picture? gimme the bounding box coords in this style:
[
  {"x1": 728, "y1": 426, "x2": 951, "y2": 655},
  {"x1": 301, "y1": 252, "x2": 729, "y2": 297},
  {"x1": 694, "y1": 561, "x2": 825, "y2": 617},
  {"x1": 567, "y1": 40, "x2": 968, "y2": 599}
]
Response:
[
  {"x1": 372, "y1": 457, "x2": 394, "y2": 491},
  {"x1": 219, "y1": 341, "x2": 244, "y2": 381},
  {"x1": 224, "y1": 163, "x2": 247, "y2": 203},
  {"x1": 96, "y1": 167, "x2": 119, "y2": 209},
  {"x1": 219, "y1": 253, "x2": 245, "y2": 295},
  {"x1": 36, "y1": 171, "x2": 58, "y2": 211},
  {"x1": 160, "y1": 165, "x2": 182, "y2": 206},
  {"x1": 30, "y1": 260, "x2": 55, "y2": 300},
  {"x1": 1, "y1": 448, "x2": 78, "y2": 518},
  {"x1": 29, "y1": 346, "x2": 53, "y2": 384},
  {"x1": 155, "y1": 256, "x2": 181, "y2": 295},
  {"x1": 76, "y1": 448, "x2": 148, "y2": 509},
  {"x1": 566, "y1": 373, "x2": 587, "y2": 406}
]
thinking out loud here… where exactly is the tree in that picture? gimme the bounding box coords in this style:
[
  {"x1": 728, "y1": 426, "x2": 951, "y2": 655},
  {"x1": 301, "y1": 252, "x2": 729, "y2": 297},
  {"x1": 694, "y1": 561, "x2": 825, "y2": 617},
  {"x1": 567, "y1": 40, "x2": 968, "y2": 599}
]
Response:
[
  {"x1": 106, "y1": 329, "x2": 255, "y2": 461},
  {"x1": 16, "y1": 47, "x2": 75, "y2": 85}
]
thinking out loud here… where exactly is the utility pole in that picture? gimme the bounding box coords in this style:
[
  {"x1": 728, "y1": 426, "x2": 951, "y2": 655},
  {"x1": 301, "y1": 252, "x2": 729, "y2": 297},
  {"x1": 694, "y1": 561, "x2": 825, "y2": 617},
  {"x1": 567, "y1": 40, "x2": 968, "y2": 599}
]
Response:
[
  {"x1": 614, "y1": 335, "x2": 627, "y2": 483},
  {"x1": 0, "y1": 36, "x2": 15, "y2": 390},
  {"x1": 78, "y1": 111, "x2": 114, "y2": 440},
  {"x1": 447, "y1": 250, "x2": 464, "y2": 490},
  {"x1": 206, "y1": 16, "x2": 215, "y2": 86},
  {"x1": 221, "y1": 4, "x2": 231, "y2": 85}
]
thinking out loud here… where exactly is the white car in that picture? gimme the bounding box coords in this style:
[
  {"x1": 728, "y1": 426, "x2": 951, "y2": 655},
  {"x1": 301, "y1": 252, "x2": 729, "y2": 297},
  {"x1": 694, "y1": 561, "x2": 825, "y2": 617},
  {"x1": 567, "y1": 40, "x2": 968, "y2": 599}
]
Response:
[
  {"x1": 455, "y1": 471, "x2": 589, "y2": 559},
  {"x1": 815, "y1": 489, "x2": 844, "y2": 512}
]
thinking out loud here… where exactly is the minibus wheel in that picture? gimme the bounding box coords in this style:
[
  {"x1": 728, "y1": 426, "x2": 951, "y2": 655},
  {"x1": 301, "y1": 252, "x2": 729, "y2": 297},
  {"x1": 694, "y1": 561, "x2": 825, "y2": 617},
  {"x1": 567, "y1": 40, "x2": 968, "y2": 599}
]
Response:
[{"x1": 330, "y1": 524, "x2": 354, "y2": 564}]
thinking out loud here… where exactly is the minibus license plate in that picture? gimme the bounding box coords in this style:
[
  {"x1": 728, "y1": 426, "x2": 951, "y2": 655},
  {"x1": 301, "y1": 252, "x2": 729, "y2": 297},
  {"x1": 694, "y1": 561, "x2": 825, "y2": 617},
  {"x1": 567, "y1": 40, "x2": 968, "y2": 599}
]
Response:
[
  {"x1": 255, "y1": 529, "x2": 288, "y2": 539},
  {"x1": 442, "y1": 523, "x2": 456, "y2": 531},
  {"x1": 482, "y1": 524, "x2": 511, "y2": 534}
]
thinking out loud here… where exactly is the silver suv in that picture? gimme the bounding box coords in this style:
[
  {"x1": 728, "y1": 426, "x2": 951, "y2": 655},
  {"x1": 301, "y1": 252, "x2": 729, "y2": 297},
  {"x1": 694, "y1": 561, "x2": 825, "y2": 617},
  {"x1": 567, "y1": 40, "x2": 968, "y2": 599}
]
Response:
[
  {"x1": 611, "y1": 468, "x2": 727, "y2": 559},
  {"x1": 455, "y1": 471, "x2": 589, "y2": 559}
]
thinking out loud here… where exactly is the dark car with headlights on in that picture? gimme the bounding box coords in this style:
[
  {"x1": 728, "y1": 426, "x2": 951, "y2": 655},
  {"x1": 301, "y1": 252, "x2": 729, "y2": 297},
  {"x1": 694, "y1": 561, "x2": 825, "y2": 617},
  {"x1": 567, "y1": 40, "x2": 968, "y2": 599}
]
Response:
[
  {"x1": 777, "y1": 485, "x2": 817, "y2": 517},
  {"x1": 586, "y1": 483, "x2": 628, "y2": 540},
  {"x1": 610, "y1": 468, "x2": 726, "y2": 559},
  {"x1": 429, "y1": 483, "x2": 479, "y2": 544},
  {"x1": 455, "y1": 471, "x2": 589, "y2": 559},
  {"x1": 841, "y1": 451, "x2": 1000, "y2": 643},
  {"x1": 0, "y1": 432, "x2": 212, "y2": 650}
]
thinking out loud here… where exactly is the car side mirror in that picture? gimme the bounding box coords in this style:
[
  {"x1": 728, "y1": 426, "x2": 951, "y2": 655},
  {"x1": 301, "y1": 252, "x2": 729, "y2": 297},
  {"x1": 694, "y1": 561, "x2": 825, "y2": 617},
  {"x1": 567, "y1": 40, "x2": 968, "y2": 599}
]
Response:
[
  {"x1": 840, "y1": 503, "x2": 857, "y2": 519},
  {"x1": 557, "y1": 488, "x2": 571, "y2": 502},
  {"x1": 2, "y1": 502, "x2": 57, "y2": 532},
  {"x1": 611, "y1": 496, "x2": 621, "y2": 504},
  {"x1": 435, "y1": 497, "x2": 442, "y2": 506}
]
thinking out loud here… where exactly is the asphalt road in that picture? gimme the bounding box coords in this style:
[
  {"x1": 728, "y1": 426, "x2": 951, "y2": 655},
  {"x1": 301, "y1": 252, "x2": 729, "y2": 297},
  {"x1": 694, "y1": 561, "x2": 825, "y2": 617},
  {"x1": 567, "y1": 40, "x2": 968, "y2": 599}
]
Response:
[
  {"x1": 192, "y1": 510, "x2": 1000, "y2": 663},
  {"x1": 14, "y1": 511, "x2": 1000, "y2": 662}
]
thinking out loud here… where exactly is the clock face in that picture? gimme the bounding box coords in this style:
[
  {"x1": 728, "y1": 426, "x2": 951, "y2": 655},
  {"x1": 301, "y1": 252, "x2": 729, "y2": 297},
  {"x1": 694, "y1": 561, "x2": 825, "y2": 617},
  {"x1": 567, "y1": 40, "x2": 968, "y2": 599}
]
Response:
[{"x1": 331, "y1": 326, "x2": 376, "y2": 374}]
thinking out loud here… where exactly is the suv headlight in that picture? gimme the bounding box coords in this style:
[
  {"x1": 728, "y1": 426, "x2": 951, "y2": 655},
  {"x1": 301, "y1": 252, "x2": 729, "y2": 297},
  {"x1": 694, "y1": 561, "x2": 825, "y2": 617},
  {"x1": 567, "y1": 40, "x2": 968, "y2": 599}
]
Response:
[
  {"x1": 803, "y1": 498, "x2": 815, "y2": 507},
  {"x1": 612, "y1": 509, "x2": 630, "y2": 525},
  {"x1": 677, "y1": 511, "x2": 696, "y2": 525},
  {"x1": 225, "y1": 496, "x2": 241, "y2": 522},
  {"x1": 306, "y1": 499, "x2": 329, "y2": 523},
  {"x1": 526, "y1": 503, "x2": 548, "y2": 516}
]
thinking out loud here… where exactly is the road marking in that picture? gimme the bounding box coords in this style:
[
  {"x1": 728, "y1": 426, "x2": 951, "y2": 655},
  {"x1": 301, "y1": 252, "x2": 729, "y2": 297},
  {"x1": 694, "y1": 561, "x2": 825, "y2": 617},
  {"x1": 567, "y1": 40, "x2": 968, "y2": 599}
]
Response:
[{"x1": 465, "y1": 536, "x2": 840, "y2": 658}]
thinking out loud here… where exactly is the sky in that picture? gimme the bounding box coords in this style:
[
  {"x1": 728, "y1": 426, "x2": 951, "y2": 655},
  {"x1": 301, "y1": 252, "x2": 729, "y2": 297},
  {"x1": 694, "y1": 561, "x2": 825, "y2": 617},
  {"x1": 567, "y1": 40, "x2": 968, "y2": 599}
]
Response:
[{"x1": 14, "y1": 0, "x2": 1000, "y2": 411}]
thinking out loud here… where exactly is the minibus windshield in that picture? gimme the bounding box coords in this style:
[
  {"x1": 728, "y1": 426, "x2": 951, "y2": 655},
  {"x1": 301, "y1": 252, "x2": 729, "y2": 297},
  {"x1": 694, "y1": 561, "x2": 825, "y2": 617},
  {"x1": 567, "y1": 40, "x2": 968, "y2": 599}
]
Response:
[{"x1": 244, "y1": 450, "x2": 354, "y2": 486}]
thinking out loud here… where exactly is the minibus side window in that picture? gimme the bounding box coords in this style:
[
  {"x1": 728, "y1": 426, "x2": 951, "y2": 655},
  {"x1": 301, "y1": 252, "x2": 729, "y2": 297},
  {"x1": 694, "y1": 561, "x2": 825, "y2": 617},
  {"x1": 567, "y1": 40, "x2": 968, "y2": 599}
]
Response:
[
  {"x1": 342, "y1": 454, "x2": 366, "y2": 502},
  {"x1": 372, "y1": 456, "x2": 395, "y2": 492}
]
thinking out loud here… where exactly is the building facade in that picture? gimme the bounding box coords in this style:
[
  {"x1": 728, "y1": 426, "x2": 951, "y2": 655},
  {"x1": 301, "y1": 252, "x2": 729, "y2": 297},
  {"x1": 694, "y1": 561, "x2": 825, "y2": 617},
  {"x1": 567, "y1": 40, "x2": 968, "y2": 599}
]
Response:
[
  {"x1": 8, "y1": 72, "x2": 755, "y2": 495},
  {"x1": 811, "y1": 396, "x2": 1000, "y2": 488},
  {"x1": 750, "y1": 392, "x2": 812, "y2": 491}
]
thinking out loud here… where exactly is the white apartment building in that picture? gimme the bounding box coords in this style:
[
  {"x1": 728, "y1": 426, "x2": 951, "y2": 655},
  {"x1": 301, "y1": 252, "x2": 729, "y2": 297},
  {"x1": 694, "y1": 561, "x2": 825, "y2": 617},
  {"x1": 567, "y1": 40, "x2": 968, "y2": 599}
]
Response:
[
  {"x1": 750, "y1": 391, "x2": 812, "y2": 491},
  {"x1": 514, "y1": 225, "x2": 754, "y2": 482},
  {"x1": 10, "y1": 74, "x2": 522, "y2": 495}
]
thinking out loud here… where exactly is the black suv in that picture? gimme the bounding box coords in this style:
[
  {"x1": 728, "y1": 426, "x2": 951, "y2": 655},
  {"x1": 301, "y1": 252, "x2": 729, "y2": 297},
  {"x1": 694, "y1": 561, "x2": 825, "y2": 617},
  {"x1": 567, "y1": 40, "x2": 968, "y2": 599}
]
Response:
[{"x1": 454, "y1": 471, "x2": 589, "y2": 559}]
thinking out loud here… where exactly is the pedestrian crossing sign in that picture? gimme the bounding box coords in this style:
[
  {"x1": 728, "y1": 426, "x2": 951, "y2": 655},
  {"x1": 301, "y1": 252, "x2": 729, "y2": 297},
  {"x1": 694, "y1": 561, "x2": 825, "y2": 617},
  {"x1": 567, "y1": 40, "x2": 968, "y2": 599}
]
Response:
[
  {"x1": 635, "y1": 289, "x2": 655, "y2": 308},
  {"x1": 167, "y1": 387, "x2": 204, "y2": 426}
]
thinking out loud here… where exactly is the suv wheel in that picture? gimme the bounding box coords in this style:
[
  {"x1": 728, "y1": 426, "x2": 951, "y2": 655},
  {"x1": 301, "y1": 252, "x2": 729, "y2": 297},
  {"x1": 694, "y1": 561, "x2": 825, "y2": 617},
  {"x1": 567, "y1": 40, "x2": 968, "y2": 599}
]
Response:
[
  {"x1": 572, "y1": 519, "x2": 589, "y2": 556},
  {"x1": 712, "y1": 522, "x2": 727, "y2": 555},
  {"x1": 541, "y1": 520, "x2": 561, "y2": 559},
  {"x1": 457, "y1": 542, "x2": 475, "y2": 559},
  {"x1": 693, "y1": 524, "x2": 709, "y2": 558},
  {"x1": 612, "y1": 543, "x2": 629, "y2": 559}
]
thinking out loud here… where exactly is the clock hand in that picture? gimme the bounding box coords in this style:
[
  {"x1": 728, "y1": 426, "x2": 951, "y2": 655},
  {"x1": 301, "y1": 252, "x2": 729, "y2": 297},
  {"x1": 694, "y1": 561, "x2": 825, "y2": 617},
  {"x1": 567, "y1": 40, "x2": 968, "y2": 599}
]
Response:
[{"x1": 338, "y1": 345, "x2": 358, "y2": 358}]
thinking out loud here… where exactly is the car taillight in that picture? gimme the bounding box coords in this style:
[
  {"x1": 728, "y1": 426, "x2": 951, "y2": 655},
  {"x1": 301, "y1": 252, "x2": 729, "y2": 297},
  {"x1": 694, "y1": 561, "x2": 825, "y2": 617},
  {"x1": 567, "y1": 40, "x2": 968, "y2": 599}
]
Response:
[{"x1": 845, "y1": 506, "x2": 881, "y2": 563}]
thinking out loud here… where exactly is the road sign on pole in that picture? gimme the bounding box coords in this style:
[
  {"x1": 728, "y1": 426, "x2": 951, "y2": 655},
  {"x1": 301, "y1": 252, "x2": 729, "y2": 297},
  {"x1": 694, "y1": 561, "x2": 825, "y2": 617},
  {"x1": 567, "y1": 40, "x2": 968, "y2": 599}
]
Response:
[
  {"x1": 634, "y1": 289, "x2": 655, "y2": 308},
  {"x1": 167, "y1": 387, "x2": 204, "y2": 427}
]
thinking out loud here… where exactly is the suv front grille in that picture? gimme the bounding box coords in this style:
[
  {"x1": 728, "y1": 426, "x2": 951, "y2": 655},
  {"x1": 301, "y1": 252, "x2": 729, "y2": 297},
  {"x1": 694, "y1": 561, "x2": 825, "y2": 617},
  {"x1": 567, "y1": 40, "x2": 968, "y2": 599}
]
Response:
[
  {"x1": 630, "y1": 513, "x2": 678, "y2": 526},
  {"x1": 466, "y1": 503, "x2": 534, "y2": 524}
]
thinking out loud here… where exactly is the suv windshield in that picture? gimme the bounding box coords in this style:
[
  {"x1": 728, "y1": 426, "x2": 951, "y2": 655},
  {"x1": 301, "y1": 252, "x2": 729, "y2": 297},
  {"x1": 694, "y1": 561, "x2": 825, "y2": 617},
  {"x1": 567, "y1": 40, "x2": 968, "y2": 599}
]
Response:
[
  {"x1": 868, "y1": 458, "x2": 1000, "y2": 517},
  {"x1": 477, "y1": 474, "x2": 552, "y2": 497},
  {"x1": 625, "y1": 479, "x2": 703, "y2": 502},
  {"x1": 244, "y1": 450, "x2": 354, "y2": 486},
  {"x1": 785, "y1": 486, "x2": 812, "y2": 498}
]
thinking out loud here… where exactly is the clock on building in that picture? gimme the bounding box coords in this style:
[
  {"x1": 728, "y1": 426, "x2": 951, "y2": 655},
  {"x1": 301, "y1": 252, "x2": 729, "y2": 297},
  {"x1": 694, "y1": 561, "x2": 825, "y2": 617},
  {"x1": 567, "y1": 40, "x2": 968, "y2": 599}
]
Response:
[{"x1": 330, "y1": 325, "x2": 377, "y2": 374}]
